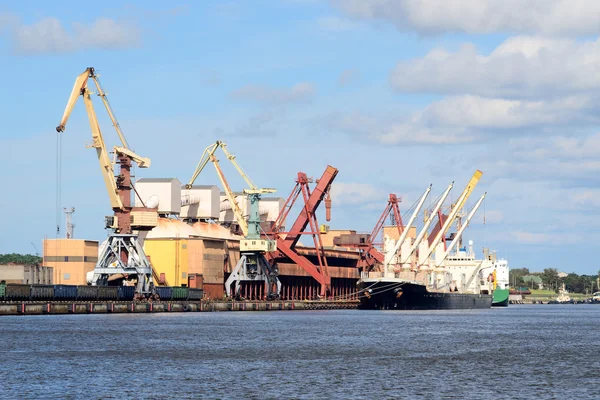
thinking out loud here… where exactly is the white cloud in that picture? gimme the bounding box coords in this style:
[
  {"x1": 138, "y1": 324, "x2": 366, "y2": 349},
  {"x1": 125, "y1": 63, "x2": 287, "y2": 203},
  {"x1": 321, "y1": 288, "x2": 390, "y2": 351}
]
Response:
[
  {"x1": 231, "y1": 82, "x2": 316, "y2": 104},
  {"x1": 571, "y1": 189, "x2": 600, "y2": 208},
  {"x1": 391, "y1": 37, "x2": 600, "y2": 98},
  {"x1": 317, "y1": 16, "x2": 363, "y2": 32},
  {"x1": 482, "y1": 210, "x2": 503, "y2": 224},
  {"x1": 4, "y1": 16, "x2": 140, "y2": 54},
  {"x1": 326, "y1": 95, "x2": 596, "y2": 145},
  {"x1": 330, "y1": 0, "x2": 600, "y2": 36},
  {"x1": 511, "y1": 231, "x2": 571, "y2": 245},
  {"x1": 330, "y1": 182, "x2": 382, "y2": 205},
  {"x1": 478, "y1": 132, "x2": 600, "y2": 187}
]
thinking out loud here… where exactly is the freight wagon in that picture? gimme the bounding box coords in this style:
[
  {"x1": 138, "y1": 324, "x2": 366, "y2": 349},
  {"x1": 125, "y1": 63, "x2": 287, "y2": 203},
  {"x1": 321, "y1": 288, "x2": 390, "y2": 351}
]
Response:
[{"x1": 0, "y1": 281, "x2": 203, "y2": 302}]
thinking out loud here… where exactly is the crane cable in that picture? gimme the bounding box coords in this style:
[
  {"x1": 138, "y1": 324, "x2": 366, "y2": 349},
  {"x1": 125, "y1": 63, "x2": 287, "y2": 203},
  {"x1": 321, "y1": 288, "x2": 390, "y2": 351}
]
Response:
[{"x1": 55, "y1": 131, "x2": 63, "y2": 237}]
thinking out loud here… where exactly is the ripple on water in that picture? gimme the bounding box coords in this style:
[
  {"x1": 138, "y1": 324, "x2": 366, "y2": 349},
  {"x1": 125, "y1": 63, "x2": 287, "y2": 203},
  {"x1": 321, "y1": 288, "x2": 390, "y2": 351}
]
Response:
[{"x1": 0, "y1": 305, "x2": 599, "y2": 399}]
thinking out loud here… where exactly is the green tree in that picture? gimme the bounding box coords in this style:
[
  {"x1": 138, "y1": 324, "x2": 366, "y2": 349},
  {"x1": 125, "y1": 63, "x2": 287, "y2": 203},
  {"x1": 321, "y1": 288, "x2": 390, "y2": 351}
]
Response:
[
  {"x1": 509, "y1": 268, "x2": 530, "y2": 288},
  {"x1": 0, "y1": 253, "x2": 42, "y2": 265},
  {"x1": 563, "y1": 273, "x2": 584, "y2": 293},
  {"x1": 540, "y1": 268, "x2": 560, "y2": 291}
]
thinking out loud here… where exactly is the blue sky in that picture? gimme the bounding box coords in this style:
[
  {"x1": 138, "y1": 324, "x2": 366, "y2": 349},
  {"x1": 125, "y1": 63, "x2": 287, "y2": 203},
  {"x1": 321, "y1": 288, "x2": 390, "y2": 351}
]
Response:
[{"x1": 1, "y1": 0, "x2": 599, "y2": 274}]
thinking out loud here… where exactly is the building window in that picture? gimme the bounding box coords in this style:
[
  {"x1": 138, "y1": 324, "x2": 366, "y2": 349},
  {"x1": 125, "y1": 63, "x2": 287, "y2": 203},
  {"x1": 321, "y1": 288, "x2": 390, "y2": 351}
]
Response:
[{"x1": 64, "y1": 256, "x2": 69, "y2": 262}]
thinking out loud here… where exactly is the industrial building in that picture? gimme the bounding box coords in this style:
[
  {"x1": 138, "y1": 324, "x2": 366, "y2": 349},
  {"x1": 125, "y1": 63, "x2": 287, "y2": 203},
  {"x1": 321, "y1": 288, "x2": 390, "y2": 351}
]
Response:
[
  {"x1": 42, "y1": 239, "x2": 98, "y2": 285},
  {"x1": 0, "y1": 264, "x2": 54, "y2": 285}
]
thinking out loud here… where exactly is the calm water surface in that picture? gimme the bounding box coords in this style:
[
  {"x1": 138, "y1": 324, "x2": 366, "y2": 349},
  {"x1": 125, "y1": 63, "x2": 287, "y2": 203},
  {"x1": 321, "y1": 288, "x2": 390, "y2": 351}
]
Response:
[{"x1": 0, "y1": 304, "x2": 598, "y2": 399}]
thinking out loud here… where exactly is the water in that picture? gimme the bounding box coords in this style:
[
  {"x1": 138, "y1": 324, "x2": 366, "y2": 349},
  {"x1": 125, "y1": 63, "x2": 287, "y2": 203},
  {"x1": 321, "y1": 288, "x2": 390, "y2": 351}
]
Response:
[{"x1": 0, "y1": 305, "x2": 599, "y2": 399}]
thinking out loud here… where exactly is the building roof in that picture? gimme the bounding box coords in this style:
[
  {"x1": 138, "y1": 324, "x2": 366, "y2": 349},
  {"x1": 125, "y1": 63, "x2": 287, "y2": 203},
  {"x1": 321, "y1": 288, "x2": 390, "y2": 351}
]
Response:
[
  {"x1": 137, "y1": 178, "x2": 181, "y2": 183},
  {"x1": 183, "y1": 184, "x2": 219, "y2": 190}
]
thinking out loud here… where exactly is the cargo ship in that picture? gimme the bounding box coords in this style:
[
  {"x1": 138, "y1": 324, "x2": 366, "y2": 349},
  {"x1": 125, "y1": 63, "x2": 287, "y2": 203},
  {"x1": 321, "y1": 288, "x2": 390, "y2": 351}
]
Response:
[{"x1": 358, "y1": 241, "x2": 495, "y2": 310}]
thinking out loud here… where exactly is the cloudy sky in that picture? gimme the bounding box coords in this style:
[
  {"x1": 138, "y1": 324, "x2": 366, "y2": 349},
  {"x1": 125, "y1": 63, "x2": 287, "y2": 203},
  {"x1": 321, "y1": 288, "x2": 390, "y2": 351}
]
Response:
[{"x1": 1, "y1": 0, "x2": 598, "y2": 274}]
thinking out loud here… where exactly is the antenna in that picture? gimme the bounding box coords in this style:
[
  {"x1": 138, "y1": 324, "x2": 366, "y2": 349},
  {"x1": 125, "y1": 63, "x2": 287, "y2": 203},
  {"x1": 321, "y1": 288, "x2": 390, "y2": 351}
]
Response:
[{"x1": 64, "y1": 207, "x2": 75, "y2": 239}]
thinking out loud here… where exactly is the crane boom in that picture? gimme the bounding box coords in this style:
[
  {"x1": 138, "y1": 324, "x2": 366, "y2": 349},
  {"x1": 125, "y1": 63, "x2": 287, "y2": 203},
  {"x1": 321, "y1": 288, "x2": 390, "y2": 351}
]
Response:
[
  {"x1": 220, "y1": 142, "x2": 257, "y2": 190},
  {"x1": 186, "y1": 143, "x2": 219, "y2": 189},
  {"x1": 423, "y1": 186, "x2": 470, "y2": 262},
  {"x1": 453, "y1": 170, "x2": 482, "y2": 219},
  {"x1": 80, "y1": 91, "x2": 123, "y2": 210},
  {"x1": 211, "y1": 154, "x2": 249, "y2": 236},
  {"x1": 400, "y1": 182, "x2": 453, "y2": 264},
  {"x1": 384, "y1": 184, "x2": 431, "y2": 269},
  {"x1": 186, "y1": 140, "x2": 276, "y2": 237},
  {"x1": 436, "y1": 193, "x2": 486, "y2": 267}
]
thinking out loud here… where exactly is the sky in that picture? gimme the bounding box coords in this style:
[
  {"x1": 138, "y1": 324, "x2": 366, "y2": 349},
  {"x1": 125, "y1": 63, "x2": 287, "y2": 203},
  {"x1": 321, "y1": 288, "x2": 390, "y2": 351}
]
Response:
[{"x1": 1, "y1": 0, "x2": 599, "y2": 274}]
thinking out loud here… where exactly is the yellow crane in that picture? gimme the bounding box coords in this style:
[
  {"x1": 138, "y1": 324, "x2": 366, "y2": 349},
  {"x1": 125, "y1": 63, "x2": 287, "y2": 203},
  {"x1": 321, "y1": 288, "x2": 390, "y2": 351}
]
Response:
[
  {"x1": 56, "y1": 66, "x2": 157, "y2": 233},
  {"x1": 186, "y1": 140, "x2": 280, "y2": 299},
  {"x1": 56, "y1": 67, "x2": 156, "y2": 294},
  {"x1": 185, "y1": 140, "x2": 275, "y2": 237},
  {"x1": 424, "y1": 170, "x2": 483, "y2": 263}
]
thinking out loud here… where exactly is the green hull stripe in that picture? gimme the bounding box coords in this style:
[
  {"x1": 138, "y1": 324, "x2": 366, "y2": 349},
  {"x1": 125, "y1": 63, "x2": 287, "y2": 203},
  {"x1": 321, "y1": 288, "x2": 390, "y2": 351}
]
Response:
[{"x1": 493, "y1": 289, "x2": 510, "y2": 304}]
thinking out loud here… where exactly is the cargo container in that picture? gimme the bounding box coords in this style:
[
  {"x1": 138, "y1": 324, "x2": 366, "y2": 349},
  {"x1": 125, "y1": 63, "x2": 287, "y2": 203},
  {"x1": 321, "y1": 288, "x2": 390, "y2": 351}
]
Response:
[
  {"x1": 188, "y1": 288, "x2": 203, "y2": 300},
  {"x1": 203, "y1": 283, "x2": 225, "y2": 299},
  {"x1": 188, "y1": 274, "x2": 204, "y2": 289},
  {"x1": 155, "y1": 286, "x2": 173, "y2": 301},
  {"x1": 54, "y1": 285, "x2": 78, "y2": 300},
  {"x1": 172, "y1": 286, "x2": 189, "y2": 300},
  {"x1": 77, "y1": 285, "x2": 98, "y2": 300},
  {"x1": 118, "y1": 286, "x2": 135, "y2": 300},
  {"x1": 5, "y1": 284, "x2": 30, "y2": 300},
  {"x1": 98, "y1": 286, "x2": 118, "y2": 300},
  {"x1": 30, "y1": 284, "x2": 55, "y2": 300}
]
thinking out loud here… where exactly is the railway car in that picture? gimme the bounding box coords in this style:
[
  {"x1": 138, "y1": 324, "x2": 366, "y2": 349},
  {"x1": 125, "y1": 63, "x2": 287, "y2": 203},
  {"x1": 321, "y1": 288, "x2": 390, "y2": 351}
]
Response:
[{"x1": 0, "y1": 281, "x2": 202, "y2": 302}]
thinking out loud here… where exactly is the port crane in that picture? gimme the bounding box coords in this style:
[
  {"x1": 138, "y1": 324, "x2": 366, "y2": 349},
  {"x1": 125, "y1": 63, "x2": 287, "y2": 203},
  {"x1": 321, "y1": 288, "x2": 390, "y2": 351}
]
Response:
[
  {"x1": 186, "y1": 141, "x2": 281, "y2": 299},
  {"x1": 56, "y1": 67, "x2": 157, "y2": 294},
  {"x1": 333, "y1": 194, "x2": 403, "y2": 271},
  {"x1": 427, "y1": 170, "x2": 483, "y2": 250},
  {"x1": 267, "y1": 166, "x2": 337, "y2": 298}
]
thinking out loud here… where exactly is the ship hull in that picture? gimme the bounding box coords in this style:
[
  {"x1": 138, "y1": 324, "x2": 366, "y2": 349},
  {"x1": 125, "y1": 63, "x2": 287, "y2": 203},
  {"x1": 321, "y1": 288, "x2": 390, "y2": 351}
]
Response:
[
  {"x1": 358, "y1": 280, "x2": 493, "y2": 310},
  {"x1": 492, "y1": 288, "x2": 509, "y2": 307}
]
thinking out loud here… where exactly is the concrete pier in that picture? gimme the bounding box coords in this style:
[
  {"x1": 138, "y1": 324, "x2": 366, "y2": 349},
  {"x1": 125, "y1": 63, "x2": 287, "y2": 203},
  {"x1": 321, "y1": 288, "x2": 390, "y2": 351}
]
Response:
[{"x1": 0, "y1": 300, "x2": 358, "y2": 316}]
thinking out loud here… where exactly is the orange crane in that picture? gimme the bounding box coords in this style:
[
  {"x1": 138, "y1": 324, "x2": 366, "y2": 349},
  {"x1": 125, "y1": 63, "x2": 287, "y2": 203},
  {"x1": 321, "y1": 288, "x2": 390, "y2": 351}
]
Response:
[
  {"x1": 56, "y1": 67, "x2": 157, "y2": 295},
  {"x1": 267, "y1": 166, "x2": 337, "y2": 298},
  {"x1": 333, "y1": 194, "x2": 403, "y2": 271}
]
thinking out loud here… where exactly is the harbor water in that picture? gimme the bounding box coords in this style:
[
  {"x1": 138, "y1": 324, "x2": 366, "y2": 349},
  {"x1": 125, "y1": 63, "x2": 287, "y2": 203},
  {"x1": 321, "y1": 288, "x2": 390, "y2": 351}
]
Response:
[{"x1": 1, "y1": 304, "x2": 599, "y2": 399}]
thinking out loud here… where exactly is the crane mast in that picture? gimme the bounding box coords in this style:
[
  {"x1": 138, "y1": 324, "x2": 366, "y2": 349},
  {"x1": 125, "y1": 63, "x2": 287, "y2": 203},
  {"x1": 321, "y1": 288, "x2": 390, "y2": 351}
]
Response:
[{"x1": 56, "y1": 67, "x2": 156, "y2": 295}]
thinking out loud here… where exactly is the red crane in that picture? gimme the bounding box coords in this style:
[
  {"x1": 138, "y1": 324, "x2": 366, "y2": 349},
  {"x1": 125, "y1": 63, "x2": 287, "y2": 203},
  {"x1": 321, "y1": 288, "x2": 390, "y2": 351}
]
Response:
[
  {"x1": 267, "y1": 165, "x2": 338, "y2": 297},
  {"x1": 333, "y1": 194, "x2": 403, "y2": 271}
]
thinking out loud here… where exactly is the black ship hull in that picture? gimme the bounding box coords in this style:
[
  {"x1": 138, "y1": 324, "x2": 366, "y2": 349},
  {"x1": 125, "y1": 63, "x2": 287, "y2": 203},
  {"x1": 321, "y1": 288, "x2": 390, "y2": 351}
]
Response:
[{"x1": 358, "y1": 280, "x2": 493, "y2": 310}]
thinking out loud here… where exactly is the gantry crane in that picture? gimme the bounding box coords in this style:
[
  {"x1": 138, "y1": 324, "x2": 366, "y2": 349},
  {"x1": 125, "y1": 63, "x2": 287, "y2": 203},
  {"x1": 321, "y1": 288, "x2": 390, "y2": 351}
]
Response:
[
  {"x1": 56, "y1": 67, "x2": 157, "y2": 294},
  {"x1": 186, "y1": 140, "x2": 281, "y2": 299}
]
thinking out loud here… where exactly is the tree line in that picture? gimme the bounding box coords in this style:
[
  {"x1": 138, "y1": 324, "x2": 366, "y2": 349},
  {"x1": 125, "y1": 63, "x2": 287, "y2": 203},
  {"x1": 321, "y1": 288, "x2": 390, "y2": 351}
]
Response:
[
  {"x1": 510, "y1": 267, "x2": 600, "y2": 294},
  {"x1": 0, "y1": 253, "x2": 43, "y2": 265}
]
